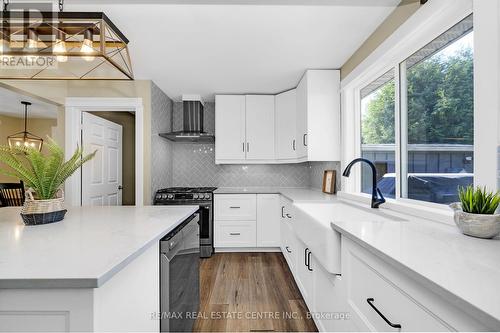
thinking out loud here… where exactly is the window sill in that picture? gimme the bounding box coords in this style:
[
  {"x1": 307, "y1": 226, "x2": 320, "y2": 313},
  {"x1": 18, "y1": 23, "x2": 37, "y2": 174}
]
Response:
[{"x1": 337, "y1": 191, "x2": 455, "y2": 226}]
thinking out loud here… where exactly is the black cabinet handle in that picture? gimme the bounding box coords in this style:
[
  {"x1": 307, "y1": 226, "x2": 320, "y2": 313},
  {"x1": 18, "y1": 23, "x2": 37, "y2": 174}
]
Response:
[
  {"x1": 366, "y1": 298, "x2": 401, "y2": 329},
  {"x1": 281, "y1": 206, "x2": 285, "y2": 218},
  {"x1": 307, "y1": 250, "x2": 313, "y2": 271},
  {"x1": 286, "y1": 213, "x2": 292, "y2": 219},
  {"x1": 242, "y1": 142, "x2": 245, "y2": 152},
  {"x1": 303, "y1": 134, "x2": 308, "y2": 146},
  {"x1": 285, "y1": 246, "x2": 292, "y2": 253},
  {"x1": 229, "y1": 206, "x2": 240, "y2": 209},
  {"x1": 293, "y1": 139, "x2": 296, "y2": 151},
  {"x1": 304, "y1": 248, "x2": 309, "y2": 267}
]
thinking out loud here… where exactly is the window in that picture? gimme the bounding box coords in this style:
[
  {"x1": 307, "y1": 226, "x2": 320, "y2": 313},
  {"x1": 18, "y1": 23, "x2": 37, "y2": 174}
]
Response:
[
  {"x1": 358, "y1": 15, "x2": 474, "y2": 205},
  {"x1": 360, "y1": 70, "x2": 396, "y2": 198},
  {"x1": 401, "y1": 15, "x2": 473, "y2": 204}
]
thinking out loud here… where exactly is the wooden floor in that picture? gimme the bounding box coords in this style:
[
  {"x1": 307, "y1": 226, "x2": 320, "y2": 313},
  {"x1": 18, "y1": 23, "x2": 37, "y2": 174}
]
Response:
[{"x1": 193, "y1": 252, "x2": 318, "y2": 332}]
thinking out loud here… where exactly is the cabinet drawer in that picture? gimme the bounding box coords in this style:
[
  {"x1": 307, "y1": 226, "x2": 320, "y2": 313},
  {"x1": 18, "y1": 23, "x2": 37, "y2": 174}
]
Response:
[
  {"x1": 346, "y1": 246, "x2": 450, "y2": 332},
  {"x1": 215, "y1": 221, "x2": 256, "y2": 247},
  {"x1": 215, "y1": 194, "x2": 257, "y2": 220}
]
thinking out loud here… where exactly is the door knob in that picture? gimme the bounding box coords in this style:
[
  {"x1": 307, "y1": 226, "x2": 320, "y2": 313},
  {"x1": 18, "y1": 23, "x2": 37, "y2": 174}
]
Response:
[{"x1": 118, "y1": 185, "x2": 123, "y2": 190}]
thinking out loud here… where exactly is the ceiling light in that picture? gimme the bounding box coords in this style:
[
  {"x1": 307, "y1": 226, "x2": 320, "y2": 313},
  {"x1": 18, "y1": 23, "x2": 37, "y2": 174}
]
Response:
[
  {"x1": 81, "y1": 29, "x2": 94, "y2": 62},
  {"x1": 7, "y1": 101, "x2": 44, "y2": 152},
  {"x1": 53, "y1": 29, "x2": 67, "y2": 63},
  {"x1": 0, "y1": 11, "x2": 133, "y2": 80},
  {"x1": 0, "y1": 28, "x2": 9, "y2": 53},
  {"x1": 27, "y1": 29, "x2": 38, "y2": 49}
]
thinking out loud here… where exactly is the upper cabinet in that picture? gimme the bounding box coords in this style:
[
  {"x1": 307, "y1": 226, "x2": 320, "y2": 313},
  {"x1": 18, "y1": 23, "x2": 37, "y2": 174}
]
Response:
[
  {"x1": 275, "y1": 89, "x2": 300, "y2": 161},
  {"x1": 215, "y1": 95, "x2": 275, "y2": 163},
  {"x1": 245, "y1": 95, "x2": 275, "y2": 161},
  {"x1": 215, "y1": 95, "x2": 246, "y2": 161},
  {"x1": 297, "y1": 70, "x2": 341, "y2": 161},
  {"x1": 215, "y1": 69, "x2": 340, "y2": 164}
]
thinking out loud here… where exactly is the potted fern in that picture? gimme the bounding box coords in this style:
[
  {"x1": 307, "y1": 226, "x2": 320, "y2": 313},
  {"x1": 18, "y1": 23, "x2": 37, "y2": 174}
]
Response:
[
  {"x1": 0, "y1": 138, "x2": 95, "y2": 225},
  {"x1": 450, "y1": 186, "x2": 500, "y2": 239}
]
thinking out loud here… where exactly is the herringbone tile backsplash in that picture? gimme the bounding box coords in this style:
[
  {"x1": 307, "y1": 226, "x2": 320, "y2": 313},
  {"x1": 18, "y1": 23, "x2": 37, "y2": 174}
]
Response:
[{"x1": 151, "y1": 98, "x2": 340, "y2": 195}]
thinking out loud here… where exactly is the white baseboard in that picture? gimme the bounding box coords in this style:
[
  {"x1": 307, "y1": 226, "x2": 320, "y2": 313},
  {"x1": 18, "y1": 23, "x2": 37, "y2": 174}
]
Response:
[{"x1": 214, "y1": 247, "x2": 281, "y2": 253}]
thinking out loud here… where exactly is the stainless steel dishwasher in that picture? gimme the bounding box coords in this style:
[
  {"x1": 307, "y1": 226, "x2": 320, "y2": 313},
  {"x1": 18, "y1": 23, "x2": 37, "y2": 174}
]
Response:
[{"x1": 160, "y1": 212, "x2": 200, "y2": 332}]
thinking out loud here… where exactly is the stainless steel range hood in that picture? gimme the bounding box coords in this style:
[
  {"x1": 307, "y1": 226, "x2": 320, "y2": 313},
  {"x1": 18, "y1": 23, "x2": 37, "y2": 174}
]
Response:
[{"x1": 159, "y1": 95, "x2": 214, "y2": 143}]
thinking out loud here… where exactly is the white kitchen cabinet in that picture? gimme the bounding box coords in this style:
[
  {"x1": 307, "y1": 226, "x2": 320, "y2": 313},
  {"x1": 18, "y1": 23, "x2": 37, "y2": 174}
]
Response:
[
  {"x1": 215, "y1": 220, "x2": 257, "y2": 247},
  {"x1": 296, "y1": 70, "x2": 341, "y2": 161},
  {"x1": 215, "y1": 95, "x2": 246, "y2": 161},
  {"x1": 275, "y1": 89, "x2": 299, "y2": 161},
  {"x1": 342, "y1": 237, "x2": 489, "y2": 332},
  {"x1": 214, "y1": 194, "x2": 280, "y2": 250},
  {"x1": 245, "y1": 95, "x2": 275, "y2": 160},
  {"x1": 214, "y1": 194, "x2": 257, "y2": 221},
  {"x1": 295, "y1": 239, "x2": 315, "y2": 307},
  {"x1": 295, "y1": 76, "x2": 308, "y2": 159},
  {"x1": 256, "y1": 194, "x2": 280, "y2": 247}
]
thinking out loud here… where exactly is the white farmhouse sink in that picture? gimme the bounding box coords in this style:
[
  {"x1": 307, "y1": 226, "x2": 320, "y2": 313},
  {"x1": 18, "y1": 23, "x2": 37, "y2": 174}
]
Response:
[{"x1": 293, "y1": 201, "x2": 408, "y2": 275}]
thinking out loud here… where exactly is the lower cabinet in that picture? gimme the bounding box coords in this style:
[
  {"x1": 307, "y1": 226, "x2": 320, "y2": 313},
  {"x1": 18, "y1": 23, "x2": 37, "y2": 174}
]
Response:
[
  {"x1": 295, "y1": 239, "x2": 314, "y2": 303},
  {"x1": 342, "y1": 237, "x2": 491, "y2": 332},
  {"x1": 215, "y1": 220, "x2": 257, "y2": 247},
  {"x1": 214, "y1": 194, "x2": 280, "y2": 249}
]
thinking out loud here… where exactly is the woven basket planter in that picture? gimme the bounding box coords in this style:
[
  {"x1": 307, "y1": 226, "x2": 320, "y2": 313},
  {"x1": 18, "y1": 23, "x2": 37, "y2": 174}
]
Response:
[{"x1": 21, "y1": 189, "x2": 66, "y2": 225}]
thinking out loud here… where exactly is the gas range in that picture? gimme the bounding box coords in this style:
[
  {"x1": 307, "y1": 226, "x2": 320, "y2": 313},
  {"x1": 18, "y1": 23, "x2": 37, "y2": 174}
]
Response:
[
  {"x1": 154, "y1": 187, "x2": 217, "y2": 204},
  {"x1": 154, "y1": 187, "x2": 217, "y2": 258}
]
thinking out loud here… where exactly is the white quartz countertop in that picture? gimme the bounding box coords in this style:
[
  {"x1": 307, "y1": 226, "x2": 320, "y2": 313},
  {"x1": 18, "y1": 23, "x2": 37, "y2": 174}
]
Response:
[
  {"x1": 0, "y1": 205, "x2": 199, "y2": 289},
  {"x1": 294, "y1": 200, "x2": 500, "y2": 324},
  {"x1": 214, "y1": 187, "x2": 337, "y2": 203}
]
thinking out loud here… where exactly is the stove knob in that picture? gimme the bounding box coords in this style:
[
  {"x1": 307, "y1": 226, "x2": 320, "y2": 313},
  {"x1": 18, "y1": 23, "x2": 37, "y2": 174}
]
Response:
[
  {"x1": 167, "y1": 194, "x2": 174, "y2": 199},
  {"x1": 193, "y1": 194, "x2": 199, "y2": 199},
  {"x1": 204, "y1": 194, "x2": 210, "y2": 199},
  {"x1": 161, "y1": 194, "x2": 167, "y2": 199}
]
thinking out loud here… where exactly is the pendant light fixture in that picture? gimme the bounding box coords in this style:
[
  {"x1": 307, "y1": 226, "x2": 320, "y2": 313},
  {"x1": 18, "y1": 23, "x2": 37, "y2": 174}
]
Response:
[
  {"x1": 53, "y1": 29, "x2": 67, "y2": 63},
  {"x1": 0, "y1": 0, "x2": 133, "y2": 80},
  {"x1": 7, "y1": 101, "x2": 44, "y2": 152},
  {"x1": 80, "y1": 29, "x2": 95, "y2": 62}
]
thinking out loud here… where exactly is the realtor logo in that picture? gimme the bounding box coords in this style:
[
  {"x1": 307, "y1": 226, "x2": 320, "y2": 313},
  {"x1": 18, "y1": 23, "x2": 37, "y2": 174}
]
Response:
[
  {"x1": 0, "y1": 55, "x2": 57, "y2": 69},
  {"x1": 0, "y1": 2, "x2": 58, "y2": 70}
]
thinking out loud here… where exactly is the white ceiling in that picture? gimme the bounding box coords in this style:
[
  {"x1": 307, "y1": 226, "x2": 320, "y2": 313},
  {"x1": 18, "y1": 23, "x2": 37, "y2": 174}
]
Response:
[
  {"x1": 0, "y1": 87, "x2": 59, "y2": 119},
  {"x1": 65, "y1": 1, "x2": 399, "y2": 101}
]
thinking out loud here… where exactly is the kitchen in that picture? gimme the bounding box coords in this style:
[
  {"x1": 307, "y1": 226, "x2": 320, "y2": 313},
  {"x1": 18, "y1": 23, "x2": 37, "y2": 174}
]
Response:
[{"x1": 1, "y1": 0, "x2": 500, "y2": 332}]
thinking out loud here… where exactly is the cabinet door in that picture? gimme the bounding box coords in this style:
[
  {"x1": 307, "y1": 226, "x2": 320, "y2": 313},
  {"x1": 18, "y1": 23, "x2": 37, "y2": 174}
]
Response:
[
  {"x1": 256, "y1": 194, "x2": 280, "y2": 247},
  {"x1": 215, "y1": 95, "x2": 246, "y2": 161},
  {"x1": 245, "y1": 95, "x2": 275, "y2": 160},
  {"x1": 275, "y1": 89, "x2": 297, "y2": 160},
  {"x1": 296, "y1": 240, "x2": 314, "y2": 308},
  {"x1": 295, "y1": 75, "x2": 308, "y2": 159}
]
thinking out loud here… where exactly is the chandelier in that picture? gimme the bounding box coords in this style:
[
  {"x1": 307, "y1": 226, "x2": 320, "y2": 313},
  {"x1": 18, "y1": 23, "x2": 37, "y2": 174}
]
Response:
[
  {"x1": 0, "y1": 1, "x2": 133, "y2": 80},
  {"x1": 7, "y1": 101, "x2": 44, "y2": 151}
]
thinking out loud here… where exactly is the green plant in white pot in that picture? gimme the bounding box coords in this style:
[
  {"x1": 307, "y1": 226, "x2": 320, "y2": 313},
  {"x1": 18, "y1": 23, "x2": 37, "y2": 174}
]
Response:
[
  {"x1": 450, "y1": 186, "x2": 500, "y2": 239},
  {"x1": 0, "y1": 138, "x2": 95, "y2": 225}
]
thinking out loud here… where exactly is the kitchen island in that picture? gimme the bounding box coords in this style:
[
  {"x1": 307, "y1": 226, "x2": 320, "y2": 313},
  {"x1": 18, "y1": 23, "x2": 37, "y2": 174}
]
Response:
[{"x1": 0, "y1": 205, "x2": 198, "y2": 332}]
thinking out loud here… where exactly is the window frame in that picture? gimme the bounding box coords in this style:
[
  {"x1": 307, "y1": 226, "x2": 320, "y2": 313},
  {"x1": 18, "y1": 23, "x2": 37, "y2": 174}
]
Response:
[{"x1": 340, "y1": 0, "x2": 475, "y2": 217}]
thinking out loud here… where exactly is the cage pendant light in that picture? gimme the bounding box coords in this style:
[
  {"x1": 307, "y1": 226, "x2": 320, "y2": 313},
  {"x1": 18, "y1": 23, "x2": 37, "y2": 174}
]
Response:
[
  {"x1": 0, "y1": 7, "x2": 133, "y2": 80},
  {"x1": 7, "y1": 101, "x2": 44, "y2": 151}
]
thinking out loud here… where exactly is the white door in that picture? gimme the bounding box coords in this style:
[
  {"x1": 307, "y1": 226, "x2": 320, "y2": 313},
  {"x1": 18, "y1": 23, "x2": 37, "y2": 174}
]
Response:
[
  {"x1": 245, "y1": 95, "x2": 275, "y2": 160},
  {"x1": 296, "y1": 75, "x2": 308, "y2": 159},
  {"x1": 81, "y1": 112, "x2": 123, "y2": 206},
  {"x1": 215, "y1": 95, "x2": 246, "y2": 161},
  {"x1": 256, "y1": 194, "x2": 281, "y2": 247},
  {"x1": 275, "y1": 89, "x2": 297, "y2": 160}
]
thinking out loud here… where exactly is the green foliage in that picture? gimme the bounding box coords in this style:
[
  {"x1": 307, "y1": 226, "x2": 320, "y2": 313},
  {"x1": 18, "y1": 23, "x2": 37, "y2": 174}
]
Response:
[
  {"x1": 0, "y1": 138, "x2": 96, "y2": 200},
  {"x1": 458, "y1": 185, "x2": 500, "y2": 215},
  {"x1": 362, "y1": 45, "x2": 473, "y2": 145}
]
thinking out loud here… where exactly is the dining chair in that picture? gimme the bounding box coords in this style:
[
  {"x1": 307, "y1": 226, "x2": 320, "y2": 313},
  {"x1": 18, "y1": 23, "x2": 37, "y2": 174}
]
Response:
[{"x1": 0, "y1": 180, "x2": 25, "y2": 207}]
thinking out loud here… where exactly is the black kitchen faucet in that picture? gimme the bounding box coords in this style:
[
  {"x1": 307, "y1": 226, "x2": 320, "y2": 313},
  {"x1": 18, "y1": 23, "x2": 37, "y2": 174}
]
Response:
[{"x1": 342, "y1": 158, "x2": 386, "y2": 209}]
